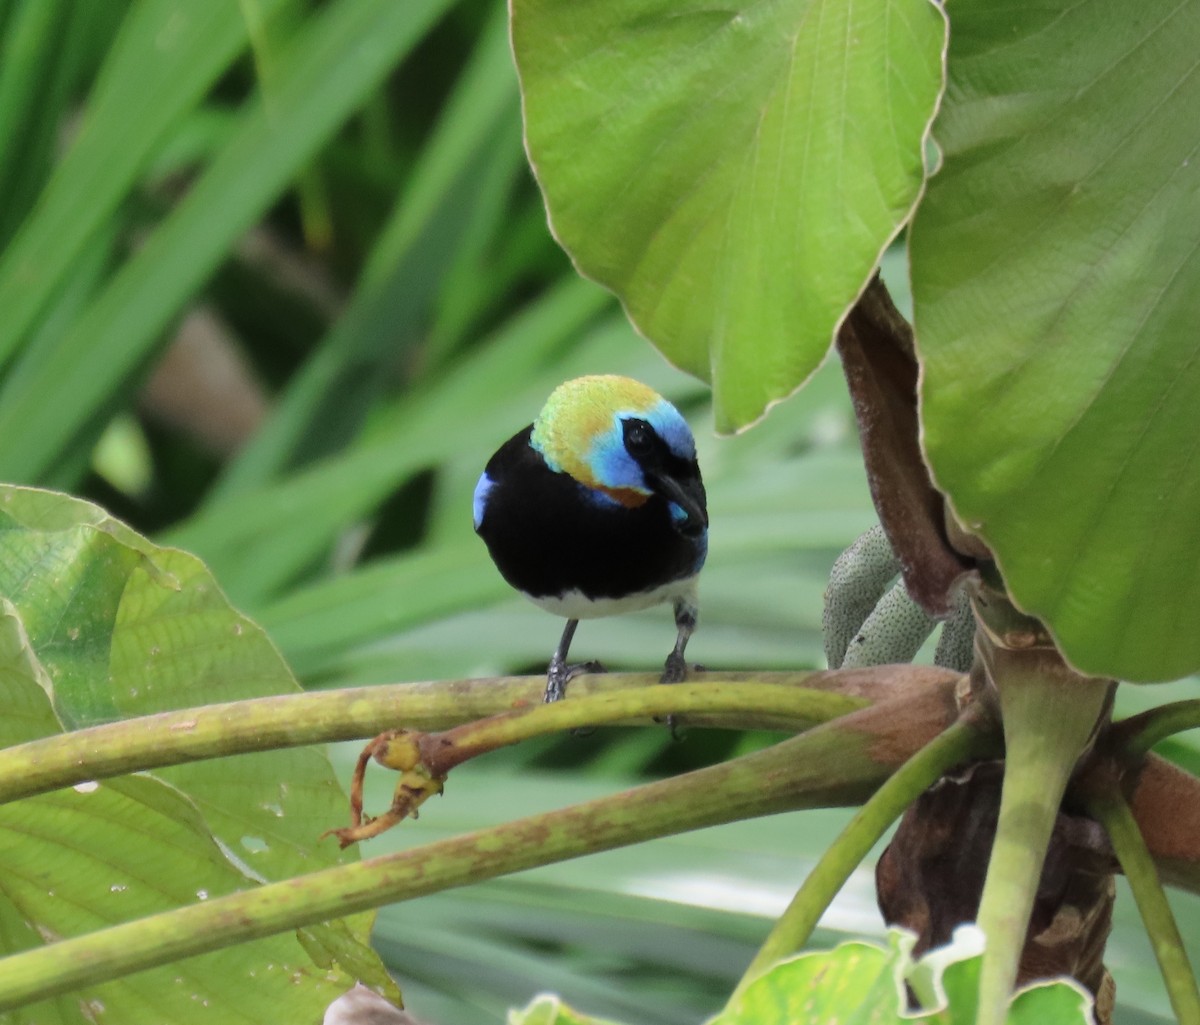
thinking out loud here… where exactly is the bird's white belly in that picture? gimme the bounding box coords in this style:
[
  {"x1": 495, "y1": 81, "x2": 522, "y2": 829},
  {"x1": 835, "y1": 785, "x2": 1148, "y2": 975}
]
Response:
[{"x1": 528, "y1": 576, "x2": 697, "y2": 620}]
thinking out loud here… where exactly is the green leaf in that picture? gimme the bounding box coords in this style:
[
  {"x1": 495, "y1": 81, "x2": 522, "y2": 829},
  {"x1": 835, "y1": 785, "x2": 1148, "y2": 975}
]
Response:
[
  {"x1": 509, "y1": 995, "x2": 625, "y2": 1025},
  {"x1": 721, "y1": 931, "x2": 914, "y2": 1024},
  {"x1": 910, "y1": 0, "x2": 1200, "y2": 680},
  {"x1": 0, "y1": 486, "x2": 394, "y2": 1021},
  {"x1": 512, "y1": 0, "x2": 945, "y2": 430}
]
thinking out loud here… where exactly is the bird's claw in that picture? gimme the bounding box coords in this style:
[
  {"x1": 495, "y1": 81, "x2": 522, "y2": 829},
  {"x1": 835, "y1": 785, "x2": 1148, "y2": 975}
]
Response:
[
  {"x1": 543, "y1": 660, "x2": 606, "y2": 704},
  {"x1": 656, "y1": 657, "x2": 706, "y2": 739},
  {"x1": 660, "y1": 651, "x2": 689, "y2": 685}
]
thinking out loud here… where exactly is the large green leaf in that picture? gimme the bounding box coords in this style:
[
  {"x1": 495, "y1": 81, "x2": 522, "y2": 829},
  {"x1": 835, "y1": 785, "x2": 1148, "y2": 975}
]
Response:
[
  {"x1": 910, "y1": 0, "x2": 1200, "y2": 681},
  {"x1": 511, "y1": 0, "x2": 945, "y2": 430},
  {"x1": 0, "y1": 487, "x2": 393, "y2": 1021}
]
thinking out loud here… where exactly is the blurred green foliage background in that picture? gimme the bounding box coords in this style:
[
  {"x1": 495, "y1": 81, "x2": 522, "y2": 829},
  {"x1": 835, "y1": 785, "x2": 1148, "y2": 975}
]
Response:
[{"x1": 0, "y1": 0, "x2": 1194, "y2": 1021}]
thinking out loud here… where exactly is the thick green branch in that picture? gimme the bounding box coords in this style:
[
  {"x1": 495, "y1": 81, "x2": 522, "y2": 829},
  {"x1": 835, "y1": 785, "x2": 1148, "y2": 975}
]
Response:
[
  {"x1": 972, "y1": 645, "x2": 1112, "y2": 1025},
  {"x1": 0, "y1": 666, "x2": 956, "y2": 805},
  {"x1": 0, "y1": 680, "x2": 960, "y2": 1009}
]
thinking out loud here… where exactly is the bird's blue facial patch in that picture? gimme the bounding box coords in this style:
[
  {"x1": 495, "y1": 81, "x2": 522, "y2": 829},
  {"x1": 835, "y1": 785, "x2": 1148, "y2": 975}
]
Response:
[
  {"x1": 584, "y1": 398, "x2": 696, "y2": 491},
  {"x1": 586, "y1": 425, "x2": 648, "y2": 492},
  {"x1": 472, "y1": 472, "x2": 495, "y2": 529}
]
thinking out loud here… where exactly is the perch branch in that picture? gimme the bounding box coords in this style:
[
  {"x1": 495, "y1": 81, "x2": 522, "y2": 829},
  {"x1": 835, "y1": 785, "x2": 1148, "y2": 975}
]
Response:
[{"x1": 0, "y1": 667, "x2": 953, "y2": 805}]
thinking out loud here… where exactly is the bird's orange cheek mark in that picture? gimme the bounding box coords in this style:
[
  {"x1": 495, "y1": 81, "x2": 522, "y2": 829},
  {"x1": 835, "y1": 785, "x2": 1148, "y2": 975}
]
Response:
[{"x1": 596, "y1": 486, "x2": 649, "y2": 508}]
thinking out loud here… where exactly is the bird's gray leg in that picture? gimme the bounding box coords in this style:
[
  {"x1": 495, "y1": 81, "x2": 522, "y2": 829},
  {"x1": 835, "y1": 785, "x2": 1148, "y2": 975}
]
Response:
[
  {"x1": 661, "y1": 600, "x2": 697, "y2": 684},
  {"x1": 545, "y1": 619, "x2": 606, "y2": 704},
  {"x1": 544, "y1": 619, "x2": 580, "y2": 703}
]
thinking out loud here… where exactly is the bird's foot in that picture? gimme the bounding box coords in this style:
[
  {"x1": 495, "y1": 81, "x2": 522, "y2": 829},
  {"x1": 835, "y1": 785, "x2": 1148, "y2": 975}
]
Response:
[
  {"x1": 657, "y1": 656, "x2": 706, "y2": 738},
  {"x1": 543, "y1": 659, "x2": 606, "y2": 704},
  {"x1": 661, "y1": 651, "x2": 705, "y2": 685},
  {"x1": 661, "y1": 653, "x2": 686, "y2": 685},
  {"x1": 543, "y1": 660, "x2": 606, "y2": 737}
]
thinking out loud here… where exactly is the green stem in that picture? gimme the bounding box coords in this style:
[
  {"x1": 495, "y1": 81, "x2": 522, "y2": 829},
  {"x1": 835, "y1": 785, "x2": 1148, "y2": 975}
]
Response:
[
  {"x1": 1088, "y1": 787, "x2": 1200, "y2": 1025},
  {"x1": 0, "y1": 689, "x2": 941, "y2": 1010},
  {"x1": 1117, "y1": 699, "x2": 1200, "y2": 758},
  {"x1": 730, "y1": 719, "x2": 990, "y2": 999},
  {"x1": 0, "y1": 670, "x2": 862, "y2": 805},
  {"x1": 426, "y1": 682, "x2": 865, "y2": 770},
  {"x1": 973, "y1": 666, "x2": 1111, "y2": 1025}
]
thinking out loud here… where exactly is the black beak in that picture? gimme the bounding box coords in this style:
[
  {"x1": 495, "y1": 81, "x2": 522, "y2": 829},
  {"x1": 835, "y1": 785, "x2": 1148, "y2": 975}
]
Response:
[{"x1": 649, "y1": 472, "x2": 707, "y2": 537}]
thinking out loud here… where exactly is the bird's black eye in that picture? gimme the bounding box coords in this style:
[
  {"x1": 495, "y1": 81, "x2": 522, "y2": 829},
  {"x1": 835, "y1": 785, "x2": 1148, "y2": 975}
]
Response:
[{"x1": 623, "y1": 419, "x2": 654, "y2": 457}]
